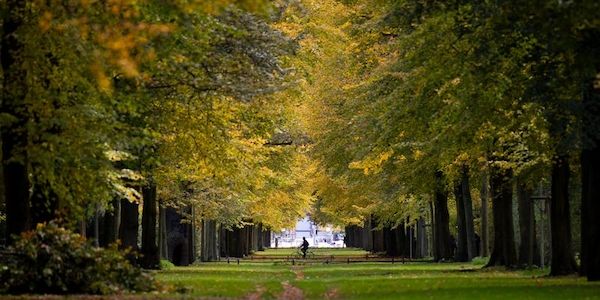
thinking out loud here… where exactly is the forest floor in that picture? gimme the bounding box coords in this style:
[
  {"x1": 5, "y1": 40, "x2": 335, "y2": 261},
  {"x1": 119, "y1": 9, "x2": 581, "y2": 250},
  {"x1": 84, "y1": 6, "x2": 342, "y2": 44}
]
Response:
[{"x1": 154, "y1": 248, "x2": 600, "y2": 299}]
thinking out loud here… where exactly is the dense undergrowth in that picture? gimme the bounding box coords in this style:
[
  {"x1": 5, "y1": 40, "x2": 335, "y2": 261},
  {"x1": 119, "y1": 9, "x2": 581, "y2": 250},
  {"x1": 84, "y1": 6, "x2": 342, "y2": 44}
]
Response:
[{"x1": 0, "y1": 223, "x2": 158, "y2": 295}]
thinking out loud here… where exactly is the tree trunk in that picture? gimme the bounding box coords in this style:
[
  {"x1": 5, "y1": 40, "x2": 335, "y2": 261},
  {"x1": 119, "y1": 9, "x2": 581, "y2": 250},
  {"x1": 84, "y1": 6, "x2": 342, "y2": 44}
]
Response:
[
  {"x1": 430, "y1": 201, "x2": 436, "y2": 257},
  {"x1": 364, "y1": 217, "x2": 373, "y2": 251},
  {"x1": 159, "y1": 205, "x2": 168, "y2": 259},
  {"x1": 480, "y1": 173, "x2": 490, "y2": 257},
  {"x1": 416, "y1": 217, "x2": 427, "y2": 258},
  {"x1": 264, "y1": 228, "x2": 271, "y2": 248},
  {"x1": 461, "y1": 167, "x2": 476, "y2": 260},
  {"x1": 549, "y1": 156, "x2": 577, "y2": 275},
  {"x1": 486, "y1": 166, "x2": 518, "y2": 267},
  {"x1": 454, "y1": 180, "x2": 468, "y2": 261},
  {"x1": 257, "y1": 223, "x2": 264, "y2": 251},
  {"x1": 100, "y1": 199, "x2": 120, "y2": 247},
  {"x1": 580, "y1": 55, "x2": 600, "y2": 281},
  {"x1": 517, "y1": 181, "x2": 540, "y2": 267},
  {"x1": 433, "y1": 171, "x2": 453, "y2": 261},
  {"x1": 582, "y1": 144, "x2": 600, "y2": 280},
  {"x1": 2, "y1": 0, "x2": 31, "y2": 244},
  {"x1": 141, "y1": 182, "x2": 160, "y2": 269},
  {"x1": 119, "y1": 199, "x2": 139, "y2": 252},
  {"x1": 201, "y1": 219, "x2": 218, "y2": 261}
]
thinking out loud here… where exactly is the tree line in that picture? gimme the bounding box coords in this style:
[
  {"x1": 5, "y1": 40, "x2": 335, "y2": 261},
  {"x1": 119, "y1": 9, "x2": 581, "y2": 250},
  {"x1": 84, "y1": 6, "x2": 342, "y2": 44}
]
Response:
[
  {"x1": 0, "y1": 0, "x2": 312, "y2": 268},
  {"x1": 289, "y1": 0, "x2": 600, "y2": 281}
]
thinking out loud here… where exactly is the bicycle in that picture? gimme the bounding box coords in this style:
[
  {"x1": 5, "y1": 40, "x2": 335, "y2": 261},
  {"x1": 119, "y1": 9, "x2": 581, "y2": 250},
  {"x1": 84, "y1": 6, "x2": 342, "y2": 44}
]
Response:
[{"x1": 294, "y1": 247, "x2": 316, "y2": 259}]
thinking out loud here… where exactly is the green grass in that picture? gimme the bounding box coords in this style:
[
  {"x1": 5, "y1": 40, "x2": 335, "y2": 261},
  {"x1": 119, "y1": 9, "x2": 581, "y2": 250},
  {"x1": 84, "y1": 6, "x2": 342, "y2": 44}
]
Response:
[
  {"x1": 154, "y1": 250, "x2": 600, "y2": 299},
  {"x1": 155, "y1": 263, "x2": 294, "y2": 298}
]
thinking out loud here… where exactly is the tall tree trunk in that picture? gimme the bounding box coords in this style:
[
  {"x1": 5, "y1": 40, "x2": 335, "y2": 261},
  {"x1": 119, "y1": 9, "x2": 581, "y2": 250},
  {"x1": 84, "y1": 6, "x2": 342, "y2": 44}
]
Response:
[
  {"x1": 201, "y1": 219, "x2": 218, "y2": 261},
  {"x1": 364, "y1": 217, "x2": 373, "y2": 251},
  {"x1": 119, "y1": 199, "x2": 139, "y2": 253},
  {"x1": 141, "y1": 182, "x2": 160, "y2": 269},
  {"x1": 580, "y1": 53, "x2": 600, "y2": 281},
  {"x1": 257, "y1": 223, "x2": 264, "y2": 251},
  {"x1": 549, "y1": 156, "x2": 577, "y2": 275},
  {"x1": 517, "y1": 181, "x2": 540, "y2": 267},
  {"x1": 2, "y1": 0, "x2": 31, "y2": 244},
  {"x1": 100, "y1": 199, "x2": 120, "y2": 247},
  {"x1": 454, "y1": 180, "x2": 468, "y2": 261},
  {"x1": 159, "y1": 205, "x2": 168, "y2": 259},
  {"x1": 430, "y1": 201, "x2": 436, "y2": 257},
  {"x1": 582, "y1": 144, "x2": 600, "y2": 280},
  {"x1": 480, "y1": 173, "x2": 490, "y2": 257},
  {"x1": 433, "y1": 171, "x2": 453, "y2": 261},
  {"x1": 461, "y1": 166, "x2": 476, "y2": 260},
  {"x1": 416, "y1": 217, "x2": 427, "y2": 258},
  {"x1": 486, "y1": 166, "x2": 518, "y2": 267}
]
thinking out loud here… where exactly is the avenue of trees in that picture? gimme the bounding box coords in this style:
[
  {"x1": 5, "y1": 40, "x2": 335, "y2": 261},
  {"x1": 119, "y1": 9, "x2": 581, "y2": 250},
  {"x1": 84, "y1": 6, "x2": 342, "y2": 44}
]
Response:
[
  {"x1": 0, "y1": 0, "x2": 312, "y2": 271},
  {"x1": 285, "y1": 0, "x2": 600, "y2": 280},
  {"x1": 0, "y1": 0, "x2": 599, "y2": 290}
]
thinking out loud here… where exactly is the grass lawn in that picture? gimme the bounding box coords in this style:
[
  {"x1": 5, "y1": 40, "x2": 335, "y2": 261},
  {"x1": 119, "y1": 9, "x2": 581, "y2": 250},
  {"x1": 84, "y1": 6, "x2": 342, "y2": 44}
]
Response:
[{"x1": 155, "y1": 249, "x2": 600, "y2": 299}]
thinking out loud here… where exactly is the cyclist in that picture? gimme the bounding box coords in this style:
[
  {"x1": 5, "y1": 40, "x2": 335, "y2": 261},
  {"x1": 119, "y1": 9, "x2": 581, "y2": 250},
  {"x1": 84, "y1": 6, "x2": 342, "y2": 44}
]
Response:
[{"x1": 300, "y1": 237, "x2": 309, "y2": 258}]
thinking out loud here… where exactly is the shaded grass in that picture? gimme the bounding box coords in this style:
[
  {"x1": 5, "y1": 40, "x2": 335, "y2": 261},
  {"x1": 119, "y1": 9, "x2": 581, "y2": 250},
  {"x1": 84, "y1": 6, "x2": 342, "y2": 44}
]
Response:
[
  {"x1": 155, "y1": 255, "x2": 600, "y2": 299},
  {"x1": 298, "y1": 263, "x2": 600, "y2": 299}
]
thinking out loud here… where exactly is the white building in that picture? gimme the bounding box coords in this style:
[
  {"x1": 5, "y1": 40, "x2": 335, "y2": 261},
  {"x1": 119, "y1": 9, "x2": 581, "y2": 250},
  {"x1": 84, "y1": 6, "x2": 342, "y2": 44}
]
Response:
[{"x1": 273, "y1": 216, "x2": 345, "y2": 248}]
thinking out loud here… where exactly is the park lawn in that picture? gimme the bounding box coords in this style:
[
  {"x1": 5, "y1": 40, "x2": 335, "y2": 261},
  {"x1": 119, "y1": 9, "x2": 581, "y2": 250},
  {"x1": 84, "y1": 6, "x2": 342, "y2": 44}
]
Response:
[
  {"x1": 297, "y1": 263, "x2": 600, "y2": 299},
  {"x1": 155, "y1": 257, "x2": 600, "y2": 299},
  {"x1": 155, "y1": 263, "x2": 294, "y2": 298}
]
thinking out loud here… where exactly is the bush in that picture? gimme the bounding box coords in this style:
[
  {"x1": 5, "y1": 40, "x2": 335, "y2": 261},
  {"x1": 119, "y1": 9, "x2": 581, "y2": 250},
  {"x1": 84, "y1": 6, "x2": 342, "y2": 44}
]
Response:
[
  {"x1": 159, "y1": 259, "x2": 175, "y2": 270},
  {"x1": 0, "y1": 222, "x2": 157, "y2": 295}
]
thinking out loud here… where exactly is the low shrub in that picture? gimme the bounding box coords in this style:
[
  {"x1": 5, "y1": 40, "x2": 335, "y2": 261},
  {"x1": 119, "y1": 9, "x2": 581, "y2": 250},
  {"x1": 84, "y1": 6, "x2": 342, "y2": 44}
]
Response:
[
  {"x1": 0, "y1": 222, "x2": 157, "y2": 295},
  {"x1": 159, "y1": 259, "x2": 175, "y2": 270}
]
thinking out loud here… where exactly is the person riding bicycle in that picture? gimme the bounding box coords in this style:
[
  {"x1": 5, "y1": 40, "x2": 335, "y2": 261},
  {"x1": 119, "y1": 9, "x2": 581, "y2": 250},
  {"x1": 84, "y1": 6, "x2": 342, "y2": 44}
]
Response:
[{"x1": 300, "y1": 237, "x2": 309, "y2": 259}]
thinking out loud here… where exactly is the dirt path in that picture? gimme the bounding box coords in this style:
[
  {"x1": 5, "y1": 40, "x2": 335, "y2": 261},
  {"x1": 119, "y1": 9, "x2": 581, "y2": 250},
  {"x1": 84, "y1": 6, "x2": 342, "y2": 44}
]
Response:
[
  {"x1": 274, "y1": 264, "x2": 305, "y2": 300},
  {"x1": 245, "y1": 285, "x2": 266, "y2": 300},
  {"x1": 291, "y1": 265, "x2": 305, "y2": 280},
  {"x1": 324, "y1": 287, "x2": 339, "y2": 300},
  {"x1": 277, "y1": 281, "x2": 304, "y2": 300}
]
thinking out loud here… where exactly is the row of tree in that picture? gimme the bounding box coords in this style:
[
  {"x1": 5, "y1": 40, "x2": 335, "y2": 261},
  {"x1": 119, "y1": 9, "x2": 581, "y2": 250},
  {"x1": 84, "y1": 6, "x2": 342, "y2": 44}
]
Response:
[
  {"x1": 282, "y1": 0, "x2": 599, "y2": 280},
  {"x1": 1, "y1": 1, "x2": 311, "y2": 267}
]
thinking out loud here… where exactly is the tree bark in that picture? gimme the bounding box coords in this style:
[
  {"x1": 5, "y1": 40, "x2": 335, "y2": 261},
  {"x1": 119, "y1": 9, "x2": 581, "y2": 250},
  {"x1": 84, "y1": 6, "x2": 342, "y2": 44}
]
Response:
[
  {"x1": 433, "y1": 171, "x2": 453, "y2": 261},
  {"x1": 119, "y1": 199, "x2": 139, "y2": 252},
  {"x1": 549, "y1": 156, "x2": 577, "y2": 275},
  {"x1": 2, "y1": 0, "x2": 31, "y2": 244},
  {"x1": 454, "y1": 180, "x2": 468, "y2": 261},
  {"x1": 480, "y1": 173, "x2": 490, "y2": 257},
  {"x1": 201, "y1": 219, "x2": 218, "y2": 261},
  {"x1": 582, "y1": 144, "x2": 600, "y2": 280},
  {"x1": 461, "y1": 167, "x2": 476, "y2": 260},
  {"x1": 141, "y1": 181, "x2": 160, "y2": 269},
  {"x1": 159, "y1": 205, "x2": 168, "y2": 259},
  {"x1": 517, "y1": 181, "x2": 540, "y2": 267},
  {"x1": 100, "y1": 199, "x2": 120, "y2": 247},
  {"x1": 416, "y1": 217, "x2": 427, "y2": 258},
  {"x1": 486, "y1": 166, "x2": 518, "y2": 267},
  {"x1": 580, "y1": 53, "x2": 600, "y2": 281}
]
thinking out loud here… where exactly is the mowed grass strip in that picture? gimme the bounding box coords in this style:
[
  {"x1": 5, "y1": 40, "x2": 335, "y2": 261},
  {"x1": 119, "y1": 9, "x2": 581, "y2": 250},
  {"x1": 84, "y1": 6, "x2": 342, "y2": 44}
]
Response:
[
  {"x1": 297, "y1": 263, "x2": 600, "y2": 300},
  {"x1": 155, "y1": 256, "x2": 600, "y2": 299},
  {"x1": 155, "y1": 263, "x2": 294, "y2": 298}
]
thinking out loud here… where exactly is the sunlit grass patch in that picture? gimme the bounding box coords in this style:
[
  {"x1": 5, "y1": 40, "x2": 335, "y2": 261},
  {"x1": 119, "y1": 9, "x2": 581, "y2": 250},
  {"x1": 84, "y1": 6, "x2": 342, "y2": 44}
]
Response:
[
  {"x1": 155, "y1": 263, "x2": 293, "y2": 298},
  {"x1": 155, "y1": 254, "x2": 600, "y2": 300}
]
